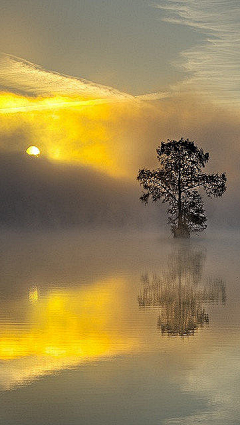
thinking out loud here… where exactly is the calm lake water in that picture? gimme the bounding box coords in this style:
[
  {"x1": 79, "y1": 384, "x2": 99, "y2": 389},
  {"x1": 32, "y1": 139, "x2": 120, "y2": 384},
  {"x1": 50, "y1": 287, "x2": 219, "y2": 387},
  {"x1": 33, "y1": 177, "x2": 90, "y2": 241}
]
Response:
[{"x1": 0, "y1": 230, "x2": 239, "y2": 425}]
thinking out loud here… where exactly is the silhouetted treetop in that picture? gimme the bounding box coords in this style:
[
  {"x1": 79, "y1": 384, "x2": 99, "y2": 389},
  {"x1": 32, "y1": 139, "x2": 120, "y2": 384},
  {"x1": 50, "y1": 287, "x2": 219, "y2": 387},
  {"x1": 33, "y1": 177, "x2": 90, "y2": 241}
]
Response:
[{"x1": 137, "y1": 138, "x2": 227, "y2": 237}]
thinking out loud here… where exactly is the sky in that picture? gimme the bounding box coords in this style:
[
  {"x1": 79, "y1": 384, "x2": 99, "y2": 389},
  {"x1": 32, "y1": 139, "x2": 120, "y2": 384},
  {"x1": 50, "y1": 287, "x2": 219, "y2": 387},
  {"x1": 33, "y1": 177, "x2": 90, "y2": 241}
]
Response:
[
  {"x1": 0, "y1": 0, "x2": 240, "y2": 229},
  {"x1": 0, "y1": 0, "x2": 200, "y2": 94},
  {"x1": 1, "y1": 0, "x2": 239, "y2": 101}
]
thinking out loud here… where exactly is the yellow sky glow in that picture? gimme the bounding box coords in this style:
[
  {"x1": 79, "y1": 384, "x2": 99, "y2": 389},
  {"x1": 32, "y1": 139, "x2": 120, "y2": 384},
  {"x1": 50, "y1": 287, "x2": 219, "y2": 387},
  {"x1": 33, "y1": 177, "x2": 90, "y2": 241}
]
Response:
[{"x1": 0, "y1": 91, "x2": 143, "y2": 177}]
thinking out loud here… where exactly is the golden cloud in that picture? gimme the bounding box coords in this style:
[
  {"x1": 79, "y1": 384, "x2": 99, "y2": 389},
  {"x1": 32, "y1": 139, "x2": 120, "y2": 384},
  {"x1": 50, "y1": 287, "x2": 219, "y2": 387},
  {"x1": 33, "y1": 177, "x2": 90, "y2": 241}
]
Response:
[
  {"x1": 0, "y1": 54, "x2": 240, "y2": 182},
  {"x1": 0, "y1": 55, "x2": 155, "y2": 177}
]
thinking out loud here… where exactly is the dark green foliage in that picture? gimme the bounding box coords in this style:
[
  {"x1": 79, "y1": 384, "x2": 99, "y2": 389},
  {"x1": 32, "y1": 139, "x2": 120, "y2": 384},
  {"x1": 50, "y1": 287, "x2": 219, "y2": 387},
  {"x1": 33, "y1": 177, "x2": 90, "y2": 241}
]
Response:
[{"x1": 137, "y1": 138, "x2": 227, "y2": 236}]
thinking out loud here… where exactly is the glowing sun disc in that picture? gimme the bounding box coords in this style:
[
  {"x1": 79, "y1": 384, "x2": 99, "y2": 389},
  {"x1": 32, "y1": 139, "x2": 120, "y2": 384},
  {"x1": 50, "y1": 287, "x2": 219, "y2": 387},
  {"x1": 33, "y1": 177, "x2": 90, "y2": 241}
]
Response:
[{"x1": 26, "y1": 146, "x2": 40, "y2": 156}]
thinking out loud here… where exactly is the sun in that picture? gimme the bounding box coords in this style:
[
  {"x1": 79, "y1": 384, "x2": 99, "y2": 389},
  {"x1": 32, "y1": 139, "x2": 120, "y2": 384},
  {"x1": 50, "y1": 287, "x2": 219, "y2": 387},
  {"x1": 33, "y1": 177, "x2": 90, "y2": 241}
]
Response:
[{"x1": 26, "y1": 146, "x2": 41, "y2": 157}]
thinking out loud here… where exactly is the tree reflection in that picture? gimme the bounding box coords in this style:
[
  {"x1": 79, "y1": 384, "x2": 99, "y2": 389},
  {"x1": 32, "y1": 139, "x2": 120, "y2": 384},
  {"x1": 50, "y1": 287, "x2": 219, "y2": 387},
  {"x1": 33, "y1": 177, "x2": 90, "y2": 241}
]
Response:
[{"x1": 138, "y1": 244, "x2": 226, "y2": 336}]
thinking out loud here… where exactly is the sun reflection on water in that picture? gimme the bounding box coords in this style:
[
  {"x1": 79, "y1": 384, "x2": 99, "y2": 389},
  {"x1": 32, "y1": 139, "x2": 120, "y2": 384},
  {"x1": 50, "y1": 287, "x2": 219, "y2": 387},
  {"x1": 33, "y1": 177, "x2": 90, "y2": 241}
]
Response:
[{"x1": 0, "y1": 278, "x2": 137, "y2": 389}]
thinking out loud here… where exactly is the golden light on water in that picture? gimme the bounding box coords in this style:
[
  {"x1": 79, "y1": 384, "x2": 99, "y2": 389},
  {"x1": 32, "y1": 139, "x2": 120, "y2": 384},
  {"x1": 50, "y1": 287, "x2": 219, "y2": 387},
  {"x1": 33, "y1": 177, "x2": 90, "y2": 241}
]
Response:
[
  {"x1": 29, "y1": 286, "x2": 39, "y2": 303},
  {"x1": 26, "y1": 145, "x2": 40, "y2": 156},
  {"x1": 0, "y1": 278, "x2": 137, "y2": 389}
]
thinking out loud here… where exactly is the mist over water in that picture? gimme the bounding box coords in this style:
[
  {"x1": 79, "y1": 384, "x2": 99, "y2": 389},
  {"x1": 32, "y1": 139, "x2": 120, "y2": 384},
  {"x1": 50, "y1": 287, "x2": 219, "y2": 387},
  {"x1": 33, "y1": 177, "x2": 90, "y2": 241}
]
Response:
[
  {"x1": 0, "y1": 150, "x2": 238, "y2": 233},
  {"x1": 0, "y1": 229, "x2": 239, "y2": 424},
  {"x1": 0, "y1": 153, "x2": 163, "y2": 230}
]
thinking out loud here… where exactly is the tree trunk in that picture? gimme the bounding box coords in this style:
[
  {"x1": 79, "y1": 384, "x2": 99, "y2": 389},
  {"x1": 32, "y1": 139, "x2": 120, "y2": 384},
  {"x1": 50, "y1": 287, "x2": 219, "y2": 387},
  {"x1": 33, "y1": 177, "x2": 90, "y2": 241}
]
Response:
[
  {"x1": 173, "y1": 222, "x2": 190, "y2": 238},
  {"x1": 173, "y1": 161, "x2": 190, "y2": 238}
]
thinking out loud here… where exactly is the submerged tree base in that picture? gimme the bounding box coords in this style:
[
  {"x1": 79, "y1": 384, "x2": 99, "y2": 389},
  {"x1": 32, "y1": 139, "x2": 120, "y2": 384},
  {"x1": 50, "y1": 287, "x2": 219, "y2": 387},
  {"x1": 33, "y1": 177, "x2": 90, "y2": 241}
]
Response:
[{"x1": 173, "y1": 224, "x2": 190, "y2": 239}]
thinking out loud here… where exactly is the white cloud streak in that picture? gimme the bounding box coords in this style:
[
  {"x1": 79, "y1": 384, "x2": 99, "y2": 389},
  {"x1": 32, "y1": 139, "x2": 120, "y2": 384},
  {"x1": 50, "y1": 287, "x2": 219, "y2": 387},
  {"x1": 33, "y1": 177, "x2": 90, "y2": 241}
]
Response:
[
  {"x1": 153, "y1": 0, "x2": 240, "y2": 107},
  {"x1": 1, "y1": 0, "x2": 240, "y2": 109},
  {"x1": 0, "y1": 53, "x2": 134, "y2": 101},
  {"x1": 0, "y1": 53, "x2": 171, "y2": 112}
]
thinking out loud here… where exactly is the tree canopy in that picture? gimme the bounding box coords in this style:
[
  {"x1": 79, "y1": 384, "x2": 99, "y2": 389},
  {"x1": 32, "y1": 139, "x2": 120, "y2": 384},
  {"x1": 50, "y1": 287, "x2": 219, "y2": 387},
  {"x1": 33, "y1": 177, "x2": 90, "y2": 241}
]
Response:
[{"x1": 137, "y1": 138, "x2": 226, "y2": 237}]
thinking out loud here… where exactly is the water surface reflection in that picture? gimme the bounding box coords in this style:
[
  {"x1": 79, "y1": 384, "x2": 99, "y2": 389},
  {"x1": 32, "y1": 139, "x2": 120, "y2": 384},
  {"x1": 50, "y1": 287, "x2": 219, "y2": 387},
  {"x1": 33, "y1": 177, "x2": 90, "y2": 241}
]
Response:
[
  {"x1": 0, "y1": 231, "x2": 239, "y2": 425},
  {"x1": 138, "y1": 244, "x2": 226, "y2": 336},
  {"x1": 0, "y1": 277, "x2": 137, "y2": 389}
]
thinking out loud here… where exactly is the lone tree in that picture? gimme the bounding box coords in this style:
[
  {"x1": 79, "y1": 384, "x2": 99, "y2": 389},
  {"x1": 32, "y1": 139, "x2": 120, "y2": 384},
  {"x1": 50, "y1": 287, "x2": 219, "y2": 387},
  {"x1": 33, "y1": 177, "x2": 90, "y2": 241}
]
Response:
[{"x1": 137, "y1": 138, "x2": 226, "y2": 237}]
